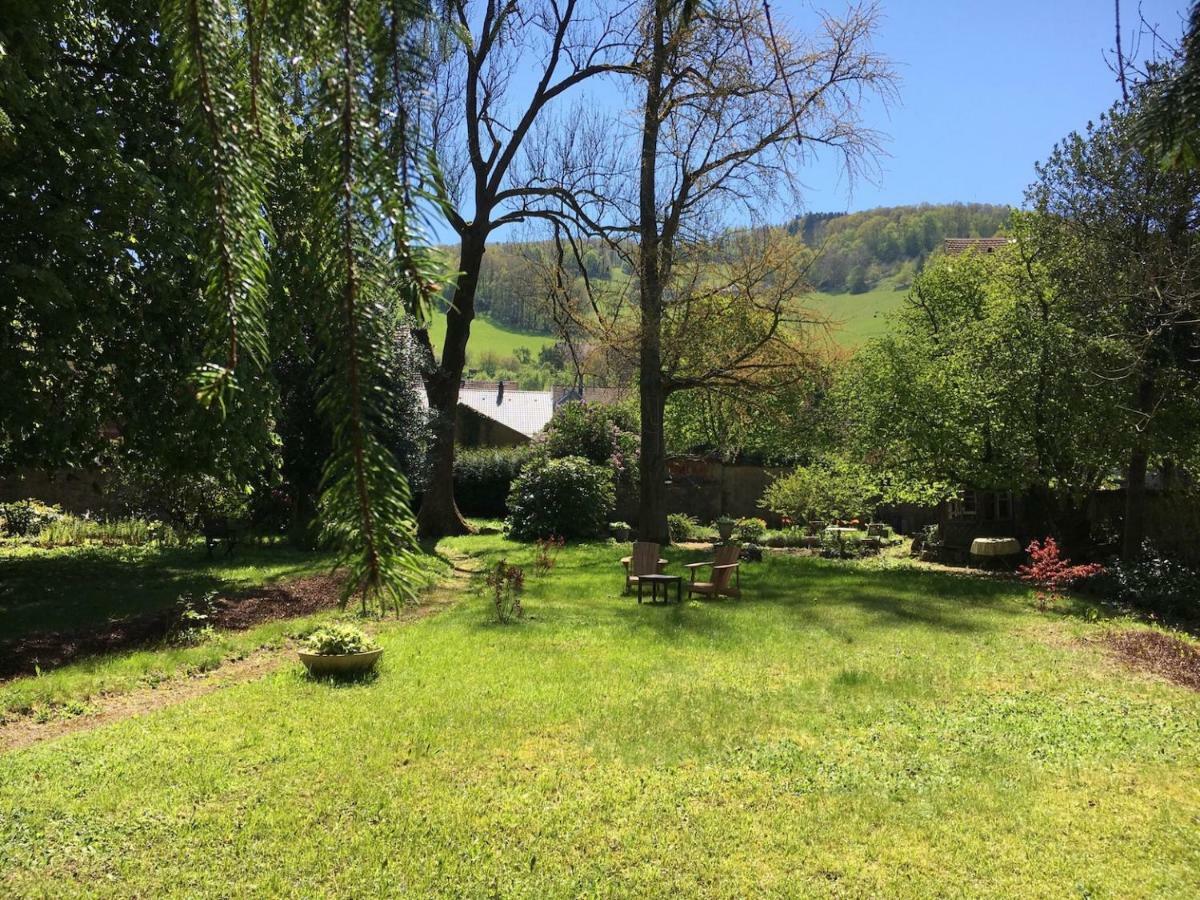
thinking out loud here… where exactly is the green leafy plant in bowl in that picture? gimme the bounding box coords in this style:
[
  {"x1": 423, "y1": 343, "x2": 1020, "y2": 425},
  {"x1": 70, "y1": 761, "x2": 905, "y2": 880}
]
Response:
[
  {"x1": 298, "y1": 624, "x2": 382, "y2": 676},
  {"x1": 715, "y1": 515, "x2": 736, "y2": 542}
]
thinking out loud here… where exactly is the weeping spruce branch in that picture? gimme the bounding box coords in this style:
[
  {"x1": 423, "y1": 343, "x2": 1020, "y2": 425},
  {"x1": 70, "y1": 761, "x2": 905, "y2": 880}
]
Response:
[
  {"x1": 165, "y1": 0, "x2": 436, "y2": 613},
  {"x1": 164, "y1": 0, "x2": 273, "y2": 410}
]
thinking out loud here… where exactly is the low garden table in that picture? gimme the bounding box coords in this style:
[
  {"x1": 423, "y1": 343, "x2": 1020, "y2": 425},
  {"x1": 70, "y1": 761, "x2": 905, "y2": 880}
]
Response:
[
  {"x1": 637, "y1": 573, "x2": 682, "y2": 604},
  {"x1": 970, "y1": 537, "x2": 1022, "y2": 569}
]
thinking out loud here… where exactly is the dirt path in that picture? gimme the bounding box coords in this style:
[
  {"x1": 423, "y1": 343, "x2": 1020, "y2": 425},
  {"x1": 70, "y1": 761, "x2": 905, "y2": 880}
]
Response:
[{"x1": 1, "y1": 557, "x2": 475, "y2": 754}]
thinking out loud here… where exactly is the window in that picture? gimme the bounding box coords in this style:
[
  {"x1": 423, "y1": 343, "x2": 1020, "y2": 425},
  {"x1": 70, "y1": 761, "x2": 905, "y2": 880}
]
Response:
[
  {"x1": 994, "y1": 491, "x2": 1012, "y2": 520},
  {"x1": 948, "y1": 490, "x2": 978, "y2": 520}
]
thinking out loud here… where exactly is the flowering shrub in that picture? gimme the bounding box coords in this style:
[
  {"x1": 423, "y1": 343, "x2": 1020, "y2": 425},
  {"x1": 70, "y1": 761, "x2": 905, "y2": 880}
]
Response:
[
  {"x1": 486, "y1": 560, "x2": 526, "y2": 623},
  {"x1": 541, "y1": 401, "x2": 639, "y2": 477},
  {"x1": 1017, "y1": 537, "x2": 1103, "y2": 611}
]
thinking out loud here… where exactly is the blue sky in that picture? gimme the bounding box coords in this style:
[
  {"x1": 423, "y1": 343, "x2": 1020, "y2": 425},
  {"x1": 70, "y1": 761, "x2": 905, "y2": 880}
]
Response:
[
  {"x1": 445, "y1": 0, "x2": 1192, "y2": 243},
  {"x1": 795, "y1": 0, "x2": 1190, "y2": 213}
]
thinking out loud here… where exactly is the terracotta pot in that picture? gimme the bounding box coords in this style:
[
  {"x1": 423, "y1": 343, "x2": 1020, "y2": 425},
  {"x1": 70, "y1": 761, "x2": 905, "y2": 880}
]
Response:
[{"x1": 298, "y1": 648, "x2": 383, "y2": 676}]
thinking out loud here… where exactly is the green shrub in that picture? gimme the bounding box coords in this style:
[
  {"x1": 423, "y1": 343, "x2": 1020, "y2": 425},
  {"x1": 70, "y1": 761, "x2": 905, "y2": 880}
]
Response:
[
  {"x1": 735, "y1": 517, "x2": 768, "y2": 544},
  {"x1": 107, "y1": 469, "x2": 249, "y2": 534},
  {"x1": 761, "y1": 458, "x2": 881, "y2": 524},
  {"x1": 762, "y1": 528, "x2": 810, "y2": 548},
  {"x1": 0, "y1": 499, "x2": 63, "y2": 537},
  {"x1": 1098, "y1": 542, "x2": 1200, "y2": 620},
  {"x1": 668, "y1": 513, "x2": 700, "y2": 543},
  {"x1": 454, "y1": 446, "x2": 532, "y2": 517},
  {"x1": 32, "y1": 515, "x2": 183, "y2": 548},
  {"x1": 505, "y1": 456, "x2": 614, "y2": 541},
  {"x1": 302, "y1": 624, "x2": 378, "y2": 656}
]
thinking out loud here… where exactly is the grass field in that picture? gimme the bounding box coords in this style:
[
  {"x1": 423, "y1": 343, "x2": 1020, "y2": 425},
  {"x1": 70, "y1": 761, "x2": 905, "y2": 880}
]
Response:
[
  {"x1": 426, "y1": 309, "x2": 557, "y2": 365},
  {"x1": 2, "y1": 535, "x2": 1198, "y2": 895},
  {"x1": 808, "y1": 287, "x2": 908, "y2": 347},
  {"x1": 426, "y1": 287, "x2": 905, "y2": 368}
]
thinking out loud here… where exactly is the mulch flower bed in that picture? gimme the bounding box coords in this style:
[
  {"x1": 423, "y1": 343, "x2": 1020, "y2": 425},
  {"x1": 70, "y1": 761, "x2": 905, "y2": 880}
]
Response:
[
  {"x1": 1098, "y1": 629, "x2": 1200, "y2": 692},
  {"x1": 0, "y1": 574, "x2": 343, "y2": 681}
]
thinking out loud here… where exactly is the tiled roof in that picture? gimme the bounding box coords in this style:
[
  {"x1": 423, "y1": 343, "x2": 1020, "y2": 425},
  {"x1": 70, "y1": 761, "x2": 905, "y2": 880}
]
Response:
[{"x1": 943, "y1": 237, "x2": 1011, "y2": 255}]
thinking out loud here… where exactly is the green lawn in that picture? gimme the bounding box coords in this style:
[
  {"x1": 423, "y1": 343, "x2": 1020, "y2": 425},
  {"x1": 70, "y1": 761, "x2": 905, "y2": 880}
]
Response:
[
  {"x1": 427, "y1": 309, "x2": 557, "y2": 364},
  {"x1": 2, "y1": 536, "x2": 1199, "y2": 895}
]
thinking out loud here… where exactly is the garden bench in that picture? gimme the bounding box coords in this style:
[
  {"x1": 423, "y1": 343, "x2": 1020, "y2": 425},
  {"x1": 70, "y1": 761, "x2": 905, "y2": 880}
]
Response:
[{"x1": 201, "y1": 517, "x2": 242, "y2": 559}]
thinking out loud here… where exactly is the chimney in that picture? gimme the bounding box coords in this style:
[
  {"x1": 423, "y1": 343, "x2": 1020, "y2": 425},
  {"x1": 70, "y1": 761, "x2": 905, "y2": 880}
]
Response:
[{"x1": 496, "y1": 380, "x2": 504, "y2": 404}]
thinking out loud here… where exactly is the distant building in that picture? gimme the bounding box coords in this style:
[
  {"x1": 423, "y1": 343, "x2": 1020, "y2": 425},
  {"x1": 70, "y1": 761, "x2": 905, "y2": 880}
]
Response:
[{"x1": 453, "y1": 381, "x2": 626, "y2": 448}]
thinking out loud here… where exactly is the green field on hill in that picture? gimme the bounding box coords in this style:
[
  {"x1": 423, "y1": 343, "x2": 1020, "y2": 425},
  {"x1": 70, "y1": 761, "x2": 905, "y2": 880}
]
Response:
[
  {"x1": 426, "y1": 310, "x2": 557, "y2": 364},
  {"x1": 426, "y1": 287, "x2": 906, "y2": 366},
  {"x1": 808, "y1": 287, "x2": 907, "y2": 347}
]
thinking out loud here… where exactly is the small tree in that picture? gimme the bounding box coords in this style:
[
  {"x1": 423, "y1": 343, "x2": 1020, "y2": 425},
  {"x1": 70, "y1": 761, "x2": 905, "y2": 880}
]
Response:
[
  {"x1": 760, "y1": 457, "x2": 882, "y2": 525},
  {"x1": 1017, "y1": 538, "x2": 1103, "y2": 612}
]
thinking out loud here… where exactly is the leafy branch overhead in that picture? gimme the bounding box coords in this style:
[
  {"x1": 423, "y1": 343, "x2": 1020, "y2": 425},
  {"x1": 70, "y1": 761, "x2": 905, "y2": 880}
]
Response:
[{"x1": 162, "y1": 0, "x2": 445, "y2": 611}]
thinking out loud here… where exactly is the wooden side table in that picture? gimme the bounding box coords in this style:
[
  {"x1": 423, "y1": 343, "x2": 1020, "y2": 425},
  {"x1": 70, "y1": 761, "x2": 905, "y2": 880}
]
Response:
[{"x1": 637, "y1": 574, "x2": 682, "y2": 604}]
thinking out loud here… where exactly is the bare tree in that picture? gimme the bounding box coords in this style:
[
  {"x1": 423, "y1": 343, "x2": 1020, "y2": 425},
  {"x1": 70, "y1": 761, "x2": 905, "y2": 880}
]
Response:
[
  {"x1": 414, "y1": 0, "x2": 635, "y2": 537},
  {"x1": 528, "y1": 0, "x2": 893, "y2": 541}
]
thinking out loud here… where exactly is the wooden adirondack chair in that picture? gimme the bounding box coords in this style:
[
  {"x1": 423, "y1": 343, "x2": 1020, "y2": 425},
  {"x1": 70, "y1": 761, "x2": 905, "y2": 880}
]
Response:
[
  {"x1": 685, "y1": 543, "x2": 742, "y2": 599},
  {"x1": 621, "y1": 542, "x2": 668, "y2": 594}
]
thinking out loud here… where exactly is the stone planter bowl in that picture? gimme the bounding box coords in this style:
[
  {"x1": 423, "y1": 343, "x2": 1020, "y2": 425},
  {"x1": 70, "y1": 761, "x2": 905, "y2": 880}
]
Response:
[{"x1": 298, "y1": 648, "x2": 383, "y2": 676}]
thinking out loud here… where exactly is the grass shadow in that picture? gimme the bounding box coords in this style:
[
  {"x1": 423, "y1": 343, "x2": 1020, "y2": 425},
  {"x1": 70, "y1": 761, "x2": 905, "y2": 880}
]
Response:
[{"x1": 302, "y1": 668, "x2": 381, "y2": 687}]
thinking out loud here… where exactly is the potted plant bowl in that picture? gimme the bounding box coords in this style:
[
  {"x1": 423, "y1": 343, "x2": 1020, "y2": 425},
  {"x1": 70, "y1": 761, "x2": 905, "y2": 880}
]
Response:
[
  {"x1": 610, "y1": 521, "x2": 631, "y2": 542},
  {"x1": 716, "y1": 515, "x2": 736, "y2": 542},
  {"x1": 298, "y1": 624, "x2": 382, "y2": 676}
]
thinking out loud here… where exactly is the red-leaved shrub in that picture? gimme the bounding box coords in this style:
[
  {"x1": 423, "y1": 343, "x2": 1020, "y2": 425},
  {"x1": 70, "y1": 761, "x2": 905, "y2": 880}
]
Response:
[{"x1": 1017, "y1": 537, "x2": 1103, "y2": 611}]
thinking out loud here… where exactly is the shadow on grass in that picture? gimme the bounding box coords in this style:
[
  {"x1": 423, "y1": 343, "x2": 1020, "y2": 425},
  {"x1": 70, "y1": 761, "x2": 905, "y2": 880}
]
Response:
[
  {"x1": 0, "y1": 545, "x2": 339, "y2": 682},
  {"x1": 302, "y1": 668, "x2": 381, "y2": 687},
  {"x1": 608, "y1": 550, "x2": 1031, "y2": 647}
]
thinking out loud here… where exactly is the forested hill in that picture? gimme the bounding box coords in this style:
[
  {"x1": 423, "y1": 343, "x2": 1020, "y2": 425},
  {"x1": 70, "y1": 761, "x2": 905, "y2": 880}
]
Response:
[{"x1": 787, "y1": 203, "x2": 1011, "y2": 294}]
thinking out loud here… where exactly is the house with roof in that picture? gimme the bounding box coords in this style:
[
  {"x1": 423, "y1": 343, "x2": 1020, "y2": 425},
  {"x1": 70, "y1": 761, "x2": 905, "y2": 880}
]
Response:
[{"x1": 454, "y1": 381, "x2": 626, "y2": 447}]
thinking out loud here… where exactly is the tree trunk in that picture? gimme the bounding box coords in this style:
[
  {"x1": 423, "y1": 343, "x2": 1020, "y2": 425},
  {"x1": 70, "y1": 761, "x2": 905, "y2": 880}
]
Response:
[
  {"x1": 416, "y1": 229, "x2": 486, "y2": 538},
  {"x1": 1121, "y1": 373, "x2": 1156, "y2": 561},
  {"x1": 635, "y1": 1, "x2": 670, "y2": 545},
  {"x1": 638, "y1": 375, "x2": 670, "y2": 544}
]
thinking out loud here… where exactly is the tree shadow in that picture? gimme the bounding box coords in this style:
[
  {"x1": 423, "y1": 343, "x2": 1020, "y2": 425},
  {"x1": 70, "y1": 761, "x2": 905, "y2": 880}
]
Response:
[{"x1": 0, "y1": 545, "x2": 332, "y2": 679}]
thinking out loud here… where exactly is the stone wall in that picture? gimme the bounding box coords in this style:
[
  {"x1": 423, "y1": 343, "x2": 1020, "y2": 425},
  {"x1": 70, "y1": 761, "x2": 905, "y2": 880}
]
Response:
[
  {"x1": 0, "y1": 468, "x2": 117, "y2": 514},
  {"x1": 663, "y1": 457, "x2": 789, "y2": 525}
]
